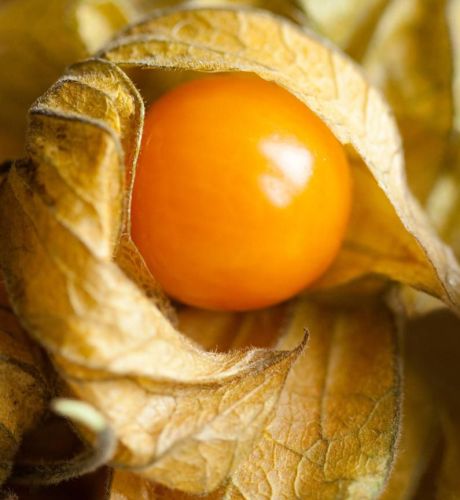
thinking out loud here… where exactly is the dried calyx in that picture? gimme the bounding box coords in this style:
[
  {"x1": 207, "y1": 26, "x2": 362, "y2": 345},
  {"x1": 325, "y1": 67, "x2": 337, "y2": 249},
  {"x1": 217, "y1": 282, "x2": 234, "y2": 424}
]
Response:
[{"x1": 0, "y1": 5, "x2": 458, "y2": 497}]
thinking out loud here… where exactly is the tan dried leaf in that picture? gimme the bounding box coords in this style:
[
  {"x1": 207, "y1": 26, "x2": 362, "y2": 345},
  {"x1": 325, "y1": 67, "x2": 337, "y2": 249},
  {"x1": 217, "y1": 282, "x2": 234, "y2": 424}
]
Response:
[
  {"x1": 222, "y1": 298, "x2": 400, "y2": 499},
  {"x1": 101, "y1": 7, "x2": 460, "y2": 306},
  {"x1": 106, "y1": 300, "x2": 400, "y2": 500},
  {"x1": 109, "y1": 468, "x2": 208, "y2": 499},
  {"x1": 452, "y1": 0, "x2": 460, "y2": 138},
  {"x1": 137, "y1": 0, "x2": 306, "y2": 23},
  {"x1": 108, "y1": 297, "x2": 401, "y2": 499},
  {"x1": 362, "y1": 0, "x2": 454, "y2": 203},
  {"x1": 0, "y1": 282, "x2": 48, "y2": 486},
  {"x1": 380, "y1": 353, "x2": 439, "y2": 500},
  {"x1": 418, "y1": 0, "x2": 460, "y2": 258},
  {"x1": 0, "y1": 53, "x2": 303, "y2": 494},
  {"x1": 297, "y1": 0, "x2": 388, "y2": 53},
  {"x1": 0, "y1": 0, "x2": 135, "y2": 162},
  {"x1": 110, "y1": 469, "x2": 159, "y2": 500}
]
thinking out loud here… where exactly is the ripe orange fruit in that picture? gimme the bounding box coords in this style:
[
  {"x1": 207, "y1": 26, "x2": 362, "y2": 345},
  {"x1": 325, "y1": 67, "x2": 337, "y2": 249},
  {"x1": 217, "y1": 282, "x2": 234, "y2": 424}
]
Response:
[{"x1": 131, "y1": 74, "x2": 352, "y2": 311}]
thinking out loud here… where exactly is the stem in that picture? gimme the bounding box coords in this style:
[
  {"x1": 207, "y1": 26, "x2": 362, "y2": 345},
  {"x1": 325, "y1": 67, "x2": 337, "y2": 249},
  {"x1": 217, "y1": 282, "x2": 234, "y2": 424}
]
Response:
[{"x1": 11, "y1": 399, "x2": 116, "y2": 486}]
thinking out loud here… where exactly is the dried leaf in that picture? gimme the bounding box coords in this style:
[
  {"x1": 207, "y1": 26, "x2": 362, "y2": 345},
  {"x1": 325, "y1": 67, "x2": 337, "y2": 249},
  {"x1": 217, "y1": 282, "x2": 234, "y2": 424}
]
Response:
[
  {"x1": 0, "y1": 54, "x2": 303, "y2": 493},
  {"x1": 109, "y1": 466, "x2": 214, "y2": 499},
  {"x1": 380, "y1": 355, "x2": 439, "y2": 500},
  {"x1": 362, "y1": 0, "x2": 454, "y2": 203},
  {"x1": 0, "y1": 0, "x2": 135, "y2": 162},
  {"x1": 110, "y1": 469, "x2": 159, "y2": 500},
  {"x1": 101, "y1": 7, "x2": 460, "y2": 306},
  {"x1": 421, "y1": 0, "x2": 460, "y2": 258},
  {"x1": 299, "y1": 0, "x2": 460, "y2": 239},
  {"x1": 451, "y1": 0, "x2": 460, "y2": 138},
  {"x1": 177, "y1": 303, "x2": 289, "y2": 352},
  {"x1": 109, "y1": 297, "x2": 401, "y2": 499},
  {"x1": 298, "y1": 0, "x2": 388, "y2": 52},
  {"x1": 0, "y1": 281, "x2": 48, "y2": 486},
  {"x1": 221, "y1": 298, "x2": 400, "y2": 499},
  {"x1": 312, "y1": 157, "x2": 449, "y2": 295},
  {"x1": 192, "y1": 0, "x2": 307, "y2": 23},
  {"x1": 110, "y1": 0, "x2": 309, "y2": 109}
]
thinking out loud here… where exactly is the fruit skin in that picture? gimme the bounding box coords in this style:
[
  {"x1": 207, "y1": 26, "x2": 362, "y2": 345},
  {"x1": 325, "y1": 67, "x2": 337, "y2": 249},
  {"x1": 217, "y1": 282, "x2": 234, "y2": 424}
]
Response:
[{"x1": 131, "y1": 73, "x2": 352, "y2": 311}]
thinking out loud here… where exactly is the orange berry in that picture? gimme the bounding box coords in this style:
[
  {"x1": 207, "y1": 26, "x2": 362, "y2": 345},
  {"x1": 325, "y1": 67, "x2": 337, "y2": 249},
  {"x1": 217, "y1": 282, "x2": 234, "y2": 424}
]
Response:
[{"x1": 131, "y1": 74, "x2": 352, "y2": 311}]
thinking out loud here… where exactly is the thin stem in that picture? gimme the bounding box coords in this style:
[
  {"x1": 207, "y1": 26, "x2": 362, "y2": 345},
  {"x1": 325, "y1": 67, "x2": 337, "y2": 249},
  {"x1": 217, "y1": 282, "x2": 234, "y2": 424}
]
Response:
[{"x1": 11, "y1": 399, "x2": 116, "y2": 486}]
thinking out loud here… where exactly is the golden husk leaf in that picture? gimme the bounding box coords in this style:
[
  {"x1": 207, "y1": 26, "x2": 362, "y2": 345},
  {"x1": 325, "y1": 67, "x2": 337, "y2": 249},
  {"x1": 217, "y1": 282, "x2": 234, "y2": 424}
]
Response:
[
  {"x1": 0, "y1": 0, "x2": 136, "y2": 163},
  {"x1": 362, "y1": 0, "x2": 453, "y2": 204},
  {"x1": 134, "y1": 0, "x2": 306, "y2": 23},
  {"x1": 324, "y1": 0, "x2": 460, "y2": 318},
  {"x1": 108, "y1": 297, "x2": 401, "y2": 499},
  {"x1": 298, "y1": 0, "x2": 389, "y2": 53},
  {"x1": 0, "y1": 281, "x2": 49, "y2": 486},
  {"x1": 110, "y1": 469, "x2": 157, "y2": 499},
  {"x1": 100, "y1": 7, "x2": 460, "y2": 307},
  {"x1": 218, "y1": 298, "x2": 401, "y2": 499},
  {"x1": 300, "y1": 0, "x2": 460, "y2": 246},
  {"x1": 0, "y1": 40, "x2": 304, "y2": 493},
  {"x1": 310, "y1": 0, "x2": 460, "y2": 268},
  {"x1": 380, "y1": 351, "x2": 439, "y2": 500},
  {"x1": 420, "y1": 0, "x2": 460, "y2": 260},
  {"x1": 0, "y1": 5, "x2": 459, "y2": 496}
]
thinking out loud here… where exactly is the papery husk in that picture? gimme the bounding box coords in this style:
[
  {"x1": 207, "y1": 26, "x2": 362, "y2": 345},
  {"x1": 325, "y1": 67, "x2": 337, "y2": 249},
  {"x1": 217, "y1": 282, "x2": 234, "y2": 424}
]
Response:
[
  {"x1": 298, "y1": 0, "x2": 388, "y2": 53},
  {"x1": 218, "y1": 297, "x2": 401, "y2": 499},
  {"x1": 451, "y1": 0, "x2": 460, "y2": 133},
  {"x1": 296, "y1": 0, "x2": 460, "y2": 288},
  {"x1": 0, "y1": 5, "x2": 458, "y2": 495},
  {"x1": 0, "y1": 52, "x2": 304, "y2": 494},
  {"x1": 300, "y1": 0, "x2": 459, "y2": 221},
  {"x1": 0, "y1": 0, "x2": 136, "y2": 162},
  {"x1": 337, "y1": 0, "x2": 460, "y2": 316},
  {"x1": 100, "y1": 7, "x2": 460, "y2": 307},
  {"x1": 362, "y1": 0, "x2": 453, "y2": 204},
  {"x1": 380, "y1": 353, "x2": 440, "y2": 499},
  {"x1": 108, "y1": 296, "x2": 401, "y2": 499},
  {"x1": 109, "y1": 469, "x2": 158, "y2": 499},
  {"x1": 134, "y1": 0, "x2": 306, "y2": 23},
  {"x1": 0, "y1": 282, "x2": 49, "y2": 487},
  {"x1": 419, "y1": 0, "x2": 460, "y2": 259}
]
